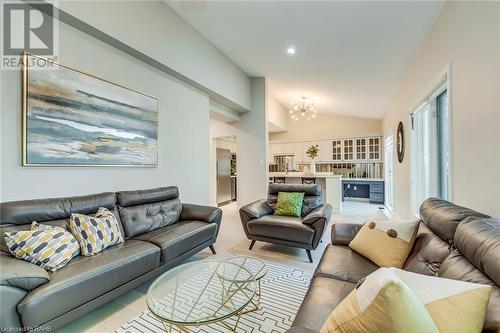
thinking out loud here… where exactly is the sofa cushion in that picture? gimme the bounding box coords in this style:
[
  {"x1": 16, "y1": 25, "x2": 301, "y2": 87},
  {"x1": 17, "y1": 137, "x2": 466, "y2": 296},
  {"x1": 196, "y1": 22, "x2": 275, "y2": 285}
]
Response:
[
  {"x1": 247, "y1": 215, "x2": 314, "y2": 244},
  {"x1": 17, "y1": 240, "x2": 160, "y2": 327},
  {"x1": 314, "y1": 245, "x2": 378, "y2": 283},
  {"x1": 403, "y1": 223, "x2": 451, "y2": 276},
  {"x1": 419, "y1": 198, "x2": 489, "y2": 244},
  {"x1": 0, "y1": 193, "x2": 122, "y2": 252},
  {"x1": 116, "y1": 187, "x2": 179, "y2": 207},
  {"x1": 291, "y1": 276, "x2": 356, "y2": 332},
  {"x1": 133, "y1": 220, "x2": 217, "y2": 264},
  {"x1": 439, "y1": 217, "x2": 500, "y2": 332},
  {"x1": 118, "y1": 196, "x2": 182, "y2": 239}
]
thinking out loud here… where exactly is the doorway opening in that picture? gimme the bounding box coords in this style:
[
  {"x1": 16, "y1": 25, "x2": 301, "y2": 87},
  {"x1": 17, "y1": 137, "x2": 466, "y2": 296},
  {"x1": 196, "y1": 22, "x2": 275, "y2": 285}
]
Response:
[{"x1": 215, "y1": 136, "x2": 237, "y2": 207}]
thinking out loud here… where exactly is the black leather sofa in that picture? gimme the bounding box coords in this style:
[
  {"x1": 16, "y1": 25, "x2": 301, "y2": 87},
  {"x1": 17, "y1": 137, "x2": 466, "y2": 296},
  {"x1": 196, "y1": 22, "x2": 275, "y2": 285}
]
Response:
[
  {"x1": 287, "y1": 198, "x2": 500, "y2": 333},
  {"x1": 0, "y1": 187, "x2": 222, "y2": 332},
  {"x1": 239, "y1": 184, "x2": 332, "y2": 263}
]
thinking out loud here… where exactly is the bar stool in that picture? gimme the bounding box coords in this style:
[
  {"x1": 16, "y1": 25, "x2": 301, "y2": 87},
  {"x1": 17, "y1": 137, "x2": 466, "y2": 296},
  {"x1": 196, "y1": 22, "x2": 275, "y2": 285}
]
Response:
[
  {"x1": 301, "y1": 177, "x2": 316, "y2": 184},
  {"x1": 273, "y1": 177, "x2": 286, "y2": 184}
]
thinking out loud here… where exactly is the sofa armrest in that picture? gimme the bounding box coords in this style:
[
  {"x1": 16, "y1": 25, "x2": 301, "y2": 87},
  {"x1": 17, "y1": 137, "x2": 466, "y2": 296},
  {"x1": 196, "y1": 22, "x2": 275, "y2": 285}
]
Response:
[
  {"x1": 331, "y1": 223, "x2": 363, "y2": 246},
  {"x1": 0, "y1": 252, "x2": 49, "y2": 330},
  {"x1": 239, "y1": 199, "x2": 273, "y2": 220},
  {"x1": 180, "y1": 203, "x2": 222, "y2": 224},
  {"x1": 0, "y1": 252, "x2": 49, "y2": 291},
  {"x1": 302, "y1": 204, "x2": 332, "y2": 225}
]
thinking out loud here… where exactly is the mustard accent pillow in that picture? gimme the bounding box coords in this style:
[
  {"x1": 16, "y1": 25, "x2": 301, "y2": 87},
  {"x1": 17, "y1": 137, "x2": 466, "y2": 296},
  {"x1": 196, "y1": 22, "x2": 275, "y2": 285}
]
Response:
[
  {"x1": 321, "y1": 267, "x2": 439, "y2": 333},
  {"x1": 68, "y1": 207, "x2": 124, "y2": 256},
  {"x1": 274, "y1": 192, "x2": 305, "y2": 217},
  {"x1": 349, "y1": 219, "x2": 419, "y2": 268},
  {"x1": 321, "y1": 268, "x2": 492, "y2": 333},
  {"x1": 4, "y1": 222, "x2": 80, "y2": 272},
  {"x1": 390, "y1": 268, "x2": 492, "y2": 333}
]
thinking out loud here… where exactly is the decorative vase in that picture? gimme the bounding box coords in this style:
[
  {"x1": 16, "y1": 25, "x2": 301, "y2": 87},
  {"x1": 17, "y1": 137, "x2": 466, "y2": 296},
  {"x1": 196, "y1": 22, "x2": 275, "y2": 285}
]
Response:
[{"x1": 310, "y1": 159, "x2": 316, "y2": 175}]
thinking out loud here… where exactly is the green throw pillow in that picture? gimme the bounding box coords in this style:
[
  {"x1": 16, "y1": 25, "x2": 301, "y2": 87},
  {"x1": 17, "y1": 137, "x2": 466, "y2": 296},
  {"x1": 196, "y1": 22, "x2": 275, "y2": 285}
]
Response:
[{"x1": 274, "y1": 192, "x2": 305, "y2": 217}]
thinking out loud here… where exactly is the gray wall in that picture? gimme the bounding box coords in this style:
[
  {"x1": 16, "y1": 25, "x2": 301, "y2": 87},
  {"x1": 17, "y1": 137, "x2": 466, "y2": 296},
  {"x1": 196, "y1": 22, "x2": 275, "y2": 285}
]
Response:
[{"x1": 1, "y1": 20, "x2": 211, "y2": 203}]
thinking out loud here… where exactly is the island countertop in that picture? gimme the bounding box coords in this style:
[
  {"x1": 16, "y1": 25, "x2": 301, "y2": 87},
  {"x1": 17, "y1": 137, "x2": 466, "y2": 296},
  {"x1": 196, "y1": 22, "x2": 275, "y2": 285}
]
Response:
[
  {"x1": 268, "y1": 172, "x2": 342, "y2": 178},
  {"x1": 268, "y1": 173, "x2": 384, "y2": 181}
]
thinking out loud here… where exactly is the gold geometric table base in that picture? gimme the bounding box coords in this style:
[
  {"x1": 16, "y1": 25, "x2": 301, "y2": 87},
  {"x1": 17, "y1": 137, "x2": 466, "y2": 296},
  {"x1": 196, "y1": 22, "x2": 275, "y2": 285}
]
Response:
[{"x1": 156, "y1": 278, "x2": 262, "y2": 332}]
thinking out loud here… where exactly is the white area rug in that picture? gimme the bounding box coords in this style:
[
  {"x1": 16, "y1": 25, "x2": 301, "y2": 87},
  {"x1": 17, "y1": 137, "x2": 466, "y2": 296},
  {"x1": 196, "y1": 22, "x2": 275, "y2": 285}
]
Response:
[{"x1": 115, "y1": 259, "x2": 313, "y2": 333}]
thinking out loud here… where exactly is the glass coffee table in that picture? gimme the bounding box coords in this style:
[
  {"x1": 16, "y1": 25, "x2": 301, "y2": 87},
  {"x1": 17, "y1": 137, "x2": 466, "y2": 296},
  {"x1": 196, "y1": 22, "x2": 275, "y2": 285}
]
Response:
[
  {"x1": 147, "y1": 260, "x2": 257, "y2": 332},
  {"x1": 224, "y1": 256, "x2": 267, "y2": 313}
]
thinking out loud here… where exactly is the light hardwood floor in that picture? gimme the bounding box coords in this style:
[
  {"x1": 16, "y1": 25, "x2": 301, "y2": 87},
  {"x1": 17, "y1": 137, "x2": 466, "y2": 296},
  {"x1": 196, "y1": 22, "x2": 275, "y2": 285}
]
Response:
[{"x1": 55, "y1": 201, "x2": 381, "y2": 333}]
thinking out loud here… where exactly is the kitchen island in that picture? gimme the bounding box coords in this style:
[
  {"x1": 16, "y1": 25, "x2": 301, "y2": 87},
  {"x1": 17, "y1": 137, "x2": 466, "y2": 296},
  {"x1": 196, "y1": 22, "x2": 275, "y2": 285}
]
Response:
[{"x1": 268, "y1": 172, "x2": 343, "y2": 214}]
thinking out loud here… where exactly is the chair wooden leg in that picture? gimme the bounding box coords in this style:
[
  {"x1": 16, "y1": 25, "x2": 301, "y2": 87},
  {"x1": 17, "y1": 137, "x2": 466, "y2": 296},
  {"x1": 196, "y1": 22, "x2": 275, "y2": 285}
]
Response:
[
  {"x1": 249, "y1": 240, "x2": 256, "y2": 250},
  {"x1": 306, "y1": 250, "x2": 313, "y2": 263},
  {"x1": 209, "y1": 245, "x2": 216, "y2": 255}
]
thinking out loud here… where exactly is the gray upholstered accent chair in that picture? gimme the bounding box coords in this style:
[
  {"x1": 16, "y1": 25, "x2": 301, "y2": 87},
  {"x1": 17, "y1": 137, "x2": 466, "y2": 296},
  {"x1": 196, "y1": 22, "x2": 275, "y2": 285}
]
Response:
[{"x1": 239, "y1": 183, "x2": 332, "y2": 263}]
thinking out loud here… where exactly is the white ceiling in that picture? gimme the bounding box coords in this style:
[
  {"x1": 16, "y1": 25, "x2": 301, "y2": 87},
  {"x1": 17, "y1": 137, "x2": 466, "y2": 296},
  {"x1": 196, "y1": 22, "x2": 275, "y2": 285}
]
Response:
[{"x1": 167, "y1": 1, "x2": 444, "y2": 119}]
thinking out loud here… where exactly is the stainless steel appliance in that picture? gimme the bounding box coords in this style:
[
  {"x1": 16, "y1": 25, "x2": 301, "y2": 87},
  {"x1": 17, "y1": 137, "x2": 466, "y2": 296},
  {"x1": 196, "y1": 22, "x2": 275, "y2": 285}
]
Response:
[{"x1": 216, "y1": 148, "x2": 231, "y2": 205}]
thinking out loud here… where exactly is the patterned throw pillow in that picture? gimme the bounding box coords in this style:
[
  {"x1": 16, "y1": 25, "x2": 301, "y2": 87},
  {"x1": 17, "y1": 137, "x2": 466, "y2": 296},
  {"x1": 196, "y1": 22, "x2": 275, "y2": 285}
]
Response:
[
  {"x1": 274, "y1": 192, "x2": 305, "y2": 217},
  {"x1": 349, "y1": 218, "x2": 419, "y2": 268},
  {"x1": 4, "y1": 222, "x2": 80, "y2": 272},
  {"x1": 321, "y1": 267, "x2": 439, "y2": 333},
  {"x1": 68, "y1": 207, "x2": 124, "y2": 256}
]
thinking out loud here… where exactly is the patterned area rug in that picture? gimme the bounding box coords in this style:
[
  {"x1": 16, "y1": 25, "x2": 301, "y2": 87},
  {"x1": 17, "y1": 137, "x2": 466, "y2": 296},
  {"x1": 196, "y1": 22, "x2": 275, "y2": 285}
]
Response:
[{"x1": 115, "y1": 259, "x2": 313, "y2": 333}]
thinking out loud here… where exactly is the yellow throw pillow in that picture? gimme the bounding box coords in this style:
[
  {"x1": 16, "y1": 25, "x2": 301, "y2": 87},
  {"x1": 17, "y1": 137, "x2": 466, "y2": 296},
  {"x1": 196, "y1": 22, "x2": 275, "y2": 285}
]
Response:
[
  {"x1": 349, "y1": 219, "x2": 419, "y2": 268},
  {"x1": 392, "y1": 268, "x2": 492, "y2": 333},
  {"x1": 321, "y1": 267, "x2": 492, "y2": 333},
  {"x1": 4, "y1": 222, "x2": 80, "y2": 272},
  {"x1": 68, "y1": 207, "x2": 124, "y2": 256},
  {"x1": 321, "y1": 267, "x2": 439, "y2": 333}
]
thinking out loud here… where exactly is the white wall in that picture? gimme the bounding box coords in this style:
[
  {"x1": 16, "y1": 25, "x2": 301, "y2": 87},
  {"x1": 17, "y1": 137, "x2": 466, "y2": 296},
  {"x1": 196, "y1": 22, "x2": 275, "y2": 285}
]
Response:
[
  {"x1": 268, "y1": 96, "x2": 288, "y2": 133},
  {"x1": 58, "y1": 0, "x2": 251, "y2": 111},
  {"x1": 270, "y1": 113, "x2": 382, "y2": 141},
  {"x1": 209, "y1": 78, "x2": 268, "y2": 206},
  {"x1": 0, "y1": 16, "x2": 212, "y2": 204},
  {"x1": 383, "y1": 1, "x2": 500, "y2": 217}
]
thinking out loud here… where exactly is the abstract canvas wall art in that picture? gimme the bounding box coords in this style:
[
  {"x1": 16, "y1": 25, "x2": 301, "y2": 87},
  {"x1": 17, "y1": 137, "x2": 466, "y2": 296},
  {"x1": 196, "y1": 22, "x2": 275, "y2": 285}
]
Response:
[{"x1": 23, "y1": 53, "x2": 158, "y2": 166}]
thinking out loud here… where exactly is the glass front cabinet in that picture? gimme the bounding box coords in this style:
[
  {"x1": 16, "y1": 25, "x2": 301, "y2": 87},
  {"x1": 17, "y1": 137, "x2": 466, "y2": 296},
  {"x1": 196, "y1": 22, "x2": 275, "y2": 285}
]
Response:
[{"x1": 332, "y1": 136, "x2": 382, "y2": 162}]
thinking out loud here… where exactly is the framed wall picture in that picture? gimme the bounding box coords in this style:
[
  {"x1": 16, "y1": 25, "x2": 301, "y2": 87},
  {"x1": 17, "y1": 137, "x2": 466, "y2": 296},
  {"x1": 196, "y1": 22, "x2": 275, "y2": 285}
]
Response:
[{"x1": 23, "y1": 53, "x2": 158, "y2": 166}]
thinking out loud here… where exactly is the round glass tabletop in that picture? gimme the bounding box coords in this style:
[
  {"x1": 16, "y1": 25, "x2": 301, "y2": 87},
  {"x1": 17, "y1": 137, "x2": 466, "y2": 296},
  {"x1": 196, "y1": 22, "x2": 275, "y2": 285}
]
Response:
[
  {"x1": 225, "y1": 256, "x2": 267, "y2": 282},
  {"x1": 147, "y1": 260, "x2": 256, "y2": 326}
]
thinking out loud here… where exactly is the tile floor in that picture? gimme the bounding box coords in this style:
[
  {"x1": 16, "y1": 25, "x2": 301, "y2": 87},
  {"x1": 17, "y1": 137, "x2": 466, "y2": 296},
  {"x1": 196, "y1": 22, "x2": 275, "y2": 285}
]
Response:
[{"x1": 55, "y1": 200, "x2": 382, "y2": 333}]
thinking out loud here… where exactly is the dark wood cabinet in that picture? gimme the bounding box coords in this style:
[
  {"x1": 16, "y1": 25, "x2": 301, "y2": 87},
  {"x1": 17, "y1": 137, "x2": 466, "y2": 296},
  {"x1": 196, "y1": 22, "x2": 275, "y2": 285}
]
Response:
[{"x1": 342, "y1": 180, "x2": 385, "y2": 204}]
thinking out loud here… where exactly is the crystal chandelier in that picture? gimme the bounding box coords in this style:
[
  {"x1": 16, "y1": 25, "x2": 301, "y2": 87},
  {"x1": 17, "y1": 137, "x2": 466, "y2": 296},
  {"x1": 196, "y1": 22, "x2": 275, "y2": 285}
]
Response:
[{"x1": 289, "y1": 96, "x2": 318, "y2": 121}]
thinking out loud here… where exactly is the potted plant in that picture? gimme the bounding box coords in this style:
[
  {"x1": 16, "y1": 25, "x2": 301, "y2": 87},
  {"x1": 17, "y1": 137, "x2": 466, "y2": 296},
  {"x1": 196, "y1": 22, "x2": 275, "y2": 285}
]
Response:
[{"x1": 305, "y1": 144, "x2": 319, "y2": 174}]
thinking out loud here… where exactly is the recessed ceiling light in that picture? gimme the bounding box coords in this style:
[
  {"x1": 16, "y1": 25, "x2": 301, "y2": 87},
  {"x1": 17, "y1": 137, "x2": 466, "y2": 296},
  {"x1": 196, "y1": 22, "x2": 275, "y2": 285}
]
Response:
[{"x1": 286, "y1": 47, "x2": 296, "y2": 55}]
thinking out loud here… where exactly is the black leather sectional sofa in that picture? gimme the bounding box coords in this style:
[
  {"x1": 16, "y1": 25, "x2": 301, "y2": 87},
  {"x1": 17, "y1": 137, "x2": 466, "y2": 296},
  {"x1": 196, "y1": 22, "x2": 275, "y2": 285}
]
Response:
[
  {"x1": 0, "y1": 187, "x2": 222, "y2": 331},
  {"x1": 287, "y1": 198, "x2": 500, "y2": 333}
]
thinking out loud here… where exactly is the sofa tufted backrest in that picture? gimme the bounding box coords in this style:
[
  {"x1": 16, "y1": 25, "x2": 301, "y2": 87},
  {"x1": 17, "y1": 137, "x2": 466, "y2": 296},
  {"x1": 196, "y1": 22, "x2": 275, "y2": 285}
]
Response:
[
  {"x1": 403, "y1": 198, "x2": 490, "y2": 277},
  {"x1": 0, "y1": 192, "x2": 120, "y2": 252},
  {"x1": 419, "y1": 198, "x2": 489, "y2": 244},
  {"x1": 267, "y1": 183, "x2": 323, "y2": 217},
  {"x1": 439, "y1": 217, "x2": 500, "y2": 332},
  {"x1": 117, "y1": 187, "x2": 182, "y2": 239}
]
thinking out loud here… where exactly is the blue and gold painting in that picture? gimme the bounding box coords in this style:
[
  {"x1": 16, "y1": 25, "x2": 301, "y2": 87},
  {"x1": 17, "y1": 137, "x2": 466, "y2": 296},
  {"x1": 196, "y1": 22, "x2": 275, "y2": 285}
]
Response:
[{"x1": 23, "y1": 53, "x2": 158, "y2": 166}]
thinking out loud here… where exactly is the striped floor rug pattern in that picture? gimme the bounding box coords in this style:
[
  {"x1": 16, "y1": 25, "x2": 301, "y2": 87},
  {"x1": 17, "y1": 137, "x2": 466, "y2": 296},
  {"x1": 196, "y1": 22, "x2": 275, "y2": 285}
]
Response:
[{"x1": 115, "y1": 259, "x2": 313, "y2": 333}]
